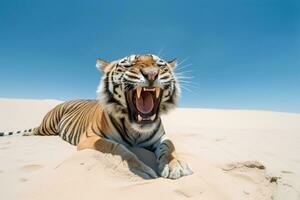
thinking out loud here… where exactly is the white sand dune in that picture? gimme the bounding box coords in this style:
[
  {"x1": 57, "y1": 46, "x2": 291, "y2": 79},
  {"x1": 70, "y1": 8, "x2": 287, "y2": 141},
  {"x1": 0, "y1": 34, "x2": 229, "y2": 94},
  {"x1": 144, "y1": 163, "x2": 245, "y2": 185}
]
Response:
[{"x1": 0, "y1": 98, "x2": 299, "y2": 200}]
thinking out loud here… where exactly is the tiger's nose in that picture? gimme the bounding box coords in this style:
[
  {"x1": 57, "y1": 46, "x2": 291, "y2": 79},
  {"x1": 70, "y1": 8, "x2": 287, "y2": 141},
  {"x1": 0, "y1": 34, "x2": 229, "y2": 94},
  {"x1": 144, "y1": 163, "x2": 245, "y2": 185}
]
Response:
[{"x1": 141, "y1": 67, "x2": 159, "y2": 82}]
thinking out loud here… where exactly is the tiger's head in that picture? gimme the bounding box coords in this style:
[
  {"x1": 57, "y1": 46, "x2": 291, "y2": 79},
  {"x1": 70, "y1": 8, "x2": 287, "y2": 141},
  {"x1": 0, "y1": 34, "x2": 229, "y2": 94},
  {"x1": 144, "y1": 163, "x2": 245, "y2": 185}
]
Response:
[{"x1": 96, "y1": 54, "x2": 179, "y2": 126}]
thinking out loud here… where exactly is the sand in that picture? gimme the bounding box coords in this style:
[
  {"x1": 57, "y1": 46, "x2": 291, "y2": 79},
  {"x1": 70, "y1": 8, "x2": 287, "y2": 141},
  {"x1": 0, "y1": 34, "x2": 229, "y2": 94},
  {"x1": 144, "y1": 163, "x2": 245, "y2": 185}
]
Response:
[{"x1": 0, "y1": 98, "x2": 299, "y2": 200}]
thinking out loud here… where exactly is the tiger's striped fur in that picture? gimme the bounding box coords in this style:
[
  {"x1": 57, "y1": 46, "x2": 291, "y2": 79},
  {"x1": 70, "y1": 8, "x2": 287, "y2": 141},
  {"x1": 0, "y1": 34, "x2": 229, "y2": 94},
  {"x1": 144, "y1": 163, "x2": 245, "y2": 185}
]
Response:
[{"x1": 1, "y1": 54, "x2": 193, "y2": 179}]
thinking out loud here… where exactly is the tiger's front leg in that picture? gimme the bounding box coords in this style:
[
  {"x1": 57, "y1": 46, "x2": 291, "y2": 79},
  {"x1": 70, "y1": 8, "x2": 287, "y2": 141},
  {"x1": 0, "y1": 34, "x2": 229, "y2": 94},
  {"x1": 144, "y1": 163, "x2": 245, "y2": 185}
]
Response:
[
  {"x1": 154, "y1": 135, "x2": 193, "y2": 179},
  {"x1": 77, "y1": 134, "x2": 157, "y2": 179}
]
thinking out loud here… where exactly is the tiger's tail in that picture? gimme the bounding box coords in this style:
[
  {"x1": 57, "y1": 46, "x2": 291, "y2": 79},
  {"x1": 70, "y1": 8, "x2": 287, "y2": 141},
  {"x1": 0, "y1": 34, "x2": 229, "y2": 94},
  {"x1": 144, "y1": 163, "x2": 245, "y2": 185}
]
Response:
[{"x1": 0, "y1": 128, "x2": 38, "y2": 137}]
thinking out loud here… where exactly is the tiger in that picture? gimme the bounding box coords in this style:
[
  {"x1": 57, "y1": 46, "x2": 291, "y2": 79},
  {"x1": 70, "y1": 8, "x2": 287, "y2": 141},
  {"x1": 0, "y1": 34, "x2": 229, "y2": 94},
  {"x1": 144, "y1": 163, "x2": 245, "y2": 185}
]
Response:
[{"x1": 0, "y1": 54, "x2": 193, "y2": 179}]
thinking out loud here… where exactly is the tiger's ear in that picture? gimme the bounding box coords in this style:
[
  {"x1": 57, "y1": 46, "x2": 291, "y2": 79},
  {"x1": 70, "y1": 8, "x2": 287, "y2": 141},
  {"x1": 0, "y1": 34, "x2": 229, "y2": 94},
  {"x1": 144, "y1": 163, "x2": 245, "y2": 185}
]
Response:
[
  {"x1": 96, "y1": 58, "x2": 110, "y2": 71},
  {"x1": 168, "y1": 59, "x2": 177, "y2": 68}
]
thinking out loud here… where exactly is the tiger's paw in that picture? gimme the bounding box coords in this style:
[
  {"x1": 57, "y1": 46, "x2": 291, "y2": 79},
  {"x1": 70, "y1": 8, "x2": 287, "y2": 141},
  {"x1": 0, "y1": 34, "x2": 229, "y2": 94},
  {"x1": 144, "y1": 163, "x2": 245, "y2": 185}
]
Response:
[
  {"x1": 131, "y1": 164, "x2": 158, "y2": 179},
  {"x1": 128, "y1": 157, "x2": 158, "y2": 179},
  {"x1": 159, "y1": 158, "x2": 193, "y2": 179}
]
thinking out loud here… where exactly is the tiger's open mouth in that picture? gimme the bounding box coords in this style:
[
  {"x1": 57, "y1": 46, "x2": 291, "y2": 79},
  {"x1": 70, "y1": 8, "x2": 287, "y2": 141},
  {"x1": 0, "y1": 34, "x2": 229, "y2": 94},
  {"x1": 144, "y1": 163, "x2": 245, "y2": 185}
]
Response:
[{"x1": 126, "y1": 87, "x2": 162, "y2": 124}]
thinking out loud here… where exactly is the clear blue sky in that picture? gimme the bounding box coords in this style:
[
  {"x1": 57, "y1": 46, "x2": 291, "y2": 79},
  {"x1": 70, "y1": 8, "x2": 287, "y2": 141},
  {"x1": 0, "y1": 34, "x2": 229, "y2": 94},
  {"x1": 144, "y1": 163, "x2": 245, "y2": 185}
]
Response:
[{"x1": 0, "y1": 0, "x2": 299, "y2": 113}]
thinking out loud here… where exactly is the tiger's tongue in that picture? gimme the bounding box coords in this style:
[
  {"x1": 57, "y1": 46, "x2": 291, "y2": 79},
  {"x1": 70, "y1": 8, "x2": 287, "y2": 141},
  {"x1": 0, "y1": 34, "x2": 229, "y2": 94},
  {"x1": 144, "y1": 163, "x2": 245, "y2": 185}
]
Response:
[{"x1": 135, "y1": 92, "x2": 154, "y2": 114}]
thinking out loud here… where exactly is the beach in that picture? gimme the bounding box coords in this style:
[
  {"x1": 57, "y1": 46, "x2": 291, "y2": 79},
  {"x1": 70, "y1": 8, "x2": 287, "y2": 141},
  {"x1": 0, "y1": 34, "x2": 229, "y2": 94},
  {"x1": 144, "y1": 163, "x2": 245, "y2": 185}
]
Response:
[{"x1": 1, "y1": 98, "x2": 299, "y2": 200}]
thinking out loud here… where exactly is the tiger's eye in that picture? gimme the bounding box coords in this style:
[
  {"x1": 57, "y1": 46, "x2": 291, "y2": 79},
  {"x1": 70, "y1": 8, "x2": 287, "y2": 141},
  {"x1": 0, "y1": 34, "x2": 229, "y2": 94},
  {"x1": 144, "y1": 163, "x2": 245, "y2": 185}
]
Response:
[{"x1": 160, "y1": 67, "x2": 168, "y2": 72}]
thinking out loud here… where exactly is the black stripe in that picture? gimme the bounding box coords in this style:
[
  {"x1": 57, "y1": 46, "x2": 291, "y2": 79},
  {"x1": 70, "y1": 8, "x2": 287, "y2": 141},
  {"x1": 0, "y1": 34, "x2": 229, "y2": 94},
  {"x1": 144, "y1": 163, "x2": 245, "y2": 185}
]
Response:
[
  {"x1": 0, "y1": 132, "x2": 4, "y2": 136},
  {"x1": 109, "y1": 115, "x2": 132, "y2": 146},
  {"x1": 112, "y1": 84, "x2": 120, "y2": 95},
  {"x1": 160, "y1": 75, "x2": 170, "y2": 80},
  {"x1": 160, "y1": 142, "x2": 171, "y2": 150},
  {"x1": 73, "y1": 132, "x2": 80, "y2": 145},
  {"x1": 90, "y1": 104, "x2": 102, "y2": 138},
  {"x1": 138, "y1": 119, "x2": 162, "y2": 145},
  {"x1": 9, "y1": 132, "x2": 13, "y2": 135},
  {"x1": 125, "y1": 74, "x2": 139, "y2": 80},
  {"x1": 104, "y1": 74, "x2": 123, "y2": 107},
  {"x1": 158, "y1": 152, "x2": 166, "y2": 161},
  {"x1": 74, "y1": 108, "x2": 89, "y2": 144},
  {"x1": 166, "y1": 87, "x2": 176, "y2": 104},
  {"x1": 51, "y1": 109, "x2": 59, "y2": 130},
  {"x1": 75, "y1": 110, "x2": 88, "y2": 144},
  {"x1": 91, "y1": 125, "x2": 99, "y2": 137},
  {"x1": 47, "y1": 113, "x2": 57, "y2": 134},
  {"x1": 91, "y1": 123, "x2": 108, "y2": 139},
  {"x1": 48, "y1": 120, "x2": 57, "y2": 133},
  {"x1": 107, "y1": 92, "x2": 123, "y2": 106},
  {"x1": 124, "y1": 83, "x2": 135, "y2": 91},
  {"x1": 67, "y1": 117, "x2": 80, "y2": 144},
  {"x1": 111, "y1": 71, "x2": 120, "y2": 95},
  {"x1": 68, "y1": 131, "x2": 74, "y2": 144},
  {"x1": 95, "y1": 116, "x2": 109, "y2": 139},
  {"x1": 62, "y1": 101, "x2": 91, "y2": 142},
  {"x1": 120, "y1": 118, "x2": 134, "y2": 143}
]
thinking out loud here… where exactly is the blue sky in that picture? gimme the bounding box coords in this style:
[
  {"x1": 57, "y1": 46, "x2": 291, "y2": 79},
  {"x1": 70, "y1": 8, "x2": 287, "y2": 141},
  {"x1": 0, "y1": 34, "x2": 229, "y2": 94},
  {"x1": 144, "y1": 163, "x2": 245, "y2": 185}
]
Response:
[{"x1": 0, "y1": 0, "x2": 299, "y2": 113}]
